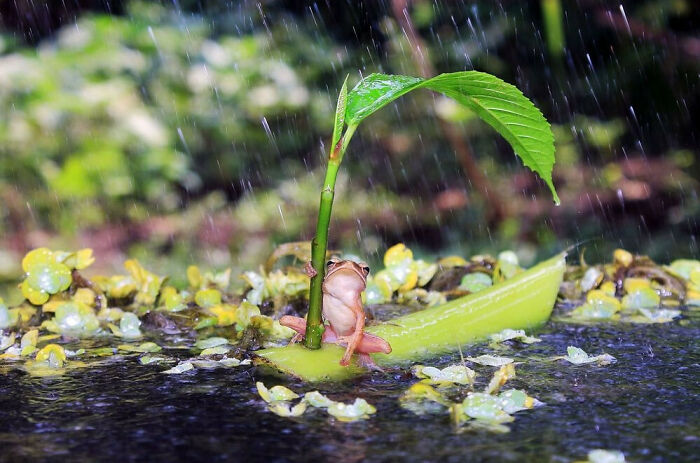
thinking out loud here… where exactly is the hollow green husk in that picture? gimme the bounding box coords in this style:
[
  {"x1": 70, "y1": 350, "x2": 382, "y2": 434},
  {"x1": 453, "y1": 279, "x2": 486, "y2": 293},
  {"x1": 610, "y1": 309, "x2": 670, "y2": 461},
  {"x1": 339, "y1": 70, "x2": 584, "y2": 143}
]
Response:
[{"x1": 256, "y1": 253, "x2": 566, "y2": 382}]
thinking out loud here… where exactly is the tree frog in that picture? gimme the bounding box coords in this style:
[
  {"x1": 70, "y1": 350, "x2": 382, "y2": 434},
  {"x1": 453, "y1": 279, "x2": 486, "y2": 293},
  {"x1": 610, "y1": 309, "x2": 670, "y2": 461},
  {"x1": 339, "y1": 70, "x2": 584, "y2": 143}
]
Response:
[{"x1": 279, "y1": 258, "x2": 391, "y2": 368}]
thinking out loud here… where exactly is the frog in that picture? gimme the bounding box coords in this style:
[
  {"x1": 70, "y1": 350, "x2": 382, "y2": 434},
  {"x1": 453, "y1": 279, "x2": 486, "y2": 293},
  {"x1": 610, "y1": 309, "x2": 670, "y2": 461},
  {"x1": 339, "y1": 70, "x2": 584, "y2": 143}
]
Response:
[{"x1": 279, "y1": 257, "x2": 391, "y2": 368}]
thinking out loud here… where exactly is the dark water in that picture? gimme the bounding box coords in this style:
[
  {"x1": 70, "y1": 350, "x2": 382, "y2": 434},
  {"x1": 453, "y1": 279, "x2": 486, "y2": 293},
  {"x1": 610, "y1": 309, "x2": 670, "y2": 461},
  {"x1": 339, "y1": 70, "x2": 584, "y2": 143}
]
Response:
[{"x1": 1, "y1": 309, "x2": 699, "y2": 462}]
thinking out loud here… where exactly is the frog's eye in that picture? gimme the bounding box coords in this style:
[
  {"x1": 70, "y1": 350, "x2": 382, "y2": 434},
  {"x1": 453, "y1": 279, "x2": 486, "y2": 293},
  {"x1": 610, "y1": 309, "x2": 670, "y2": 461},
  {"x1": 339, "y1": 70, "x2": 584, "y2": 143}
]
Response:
[
  {"x1": 361, "y1": 266, "x2": 370, "y2": 276},
  {"x1": 326, "y1": 260, "x2": 335, "y2": 267}
]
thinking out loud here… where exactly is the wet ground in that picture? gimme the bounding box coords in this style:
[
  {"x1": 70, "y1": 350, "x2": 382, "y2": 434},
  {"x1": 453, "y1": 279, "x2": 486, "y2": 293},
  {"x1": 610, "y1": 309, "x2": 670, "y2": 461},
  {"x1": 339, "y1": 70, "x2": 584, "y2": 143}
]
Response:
[{"x1": 1, "y1": 307, "x2": 698, "y2": 462}]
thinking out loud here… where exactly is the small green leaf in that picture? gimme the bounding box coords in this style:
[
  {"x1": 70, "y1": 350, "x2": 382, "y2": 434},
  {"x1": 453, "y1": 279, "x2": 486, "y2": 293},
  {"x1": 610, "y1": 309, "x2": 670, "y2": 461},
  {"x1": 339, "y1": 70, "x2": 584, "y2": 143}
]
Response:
[
  {"x1": 346, "y1": 74, "x2": 423, "y2": 125},
  {"x1": 119, "y1": 313, "x2": 142, "y2": 339},
  {"x1": 331, "y1": 75, "x2": 349, "y2": 149},
  {"x1": 346, "y1": 72, "x2": 559, "y2": 203},
  {"x1": 162, "y1": 361, "x2": 194, "y2": 374},
  {"x1": 326, "y1": 398, "x2": 376, "y2": 422},
  {"x1": 194, "y1": 337, "x2": 229, "y2": 350},
  {"x1": 412, "y1": 364, "x2": 476, "y2": 386},
  {"x1": 467, "y1": 355, "x2": 514, "y2": 366}
]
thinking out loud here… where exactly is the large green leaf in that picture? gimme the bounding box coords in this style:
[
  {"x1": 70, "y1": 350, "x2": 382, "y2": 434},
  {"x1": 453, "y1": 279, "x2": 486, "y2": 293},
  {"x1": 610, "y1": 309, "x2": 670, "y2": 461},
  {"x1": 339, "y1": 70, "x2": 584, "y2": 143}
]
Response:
[
  {"x1": 257, "y1": 253, "x2": 565, "y2": 381},
  {"x1": 345, "y1": 72, "x2": 559, "y2": 203}
]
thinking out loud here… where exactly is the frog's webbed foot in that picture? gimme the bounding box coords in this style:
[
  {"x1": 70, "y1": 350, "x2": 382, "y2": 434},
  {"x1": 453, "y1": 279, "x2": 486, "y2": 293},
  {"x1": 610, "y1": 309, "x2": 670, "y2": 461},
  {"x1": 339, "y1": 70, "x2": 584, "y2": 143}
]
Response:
[
  {"x1": 304, "y1": 261, "x2": 317, "y2": 278},
  {"x1": 357, "y1": 353, "x2": 385, "y2": 372},
  {"x1": 288, "y1": 332, "x2": 303, "y2": 345},
  {"x1": 336, "y1": 333, "x2": 361, "y2": 366},
  {"x1": 279, "y1": 315, "x2": 306, "y2": 345}
]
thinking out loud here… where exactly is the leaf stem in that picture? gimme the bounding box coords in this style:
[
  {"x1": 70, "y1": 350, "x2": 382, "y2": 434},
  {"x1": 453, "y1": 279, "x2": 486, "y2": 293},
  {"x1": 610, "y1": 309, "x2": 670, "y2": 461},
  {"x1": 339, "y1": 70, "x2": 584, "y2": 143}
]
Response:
[{"x1": 304, "y1": 124, "x2": 357, "y2": 349}]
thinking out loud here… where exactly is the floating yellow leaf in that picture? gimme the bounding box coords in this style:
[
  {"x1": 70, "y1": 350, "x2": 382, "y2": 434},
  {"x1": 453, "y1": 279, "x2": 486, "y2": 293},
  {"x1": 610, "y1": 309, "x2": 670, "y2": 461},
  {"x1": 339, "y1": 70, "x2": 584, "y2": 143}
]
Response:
[
  {"x1": 159, "y1": 286, "x2": 186, "y2": 312},
  {"x1": 73, "y1": 288, "x2": 97, "y2": 306},
  {"x1": 61, "y1": 249, "x2": 95, "y2": 270},
  {"x1": 268, "y1": 401, "x2": 307, "y2": 417},
  {"x1": 613, "y1": 249, "x2": 633, "y2": 267},
  {"x1": 437, "y1": 256, "x2": 468, "y2": 267},
  {"x1": 256, "y1": 381, "x2": 300, "y2": 403},
  {"x1": 327, "y1": 398, "x2": 376, "y2": 422},
  {"x1": 187, "y1": 265, "x2": 203, "y2": 288},
  {"x1": 208, "y1": 304, "x2": 237, "y2": 326},
  {"x1": 384, "y1": 243, "x2": 413, "y2": 267},
  {"x1": 413, "y1": 364, "x2": 476, "y2": 386},
  {"x1": 399, "y1": 383, "x2": 450, "y2": 415},
  {"x1": 485, "y1": 364, "x2": 516, "y2": 395},
  {"x1": 20, "y1": 329, "x2": 39, "y2": 356},
  {"x1": 124, "y1": 259, "x2": 164, "y2": 306},
  {"x1": 195, "y1": 289, "x2": 222, "y2": 308},
  {"x1": 303, "y1": 391, "x2": 336, "y2": 408},
  {"x1": 35, "y1": 344, "x2": 67, "y2": 368}
]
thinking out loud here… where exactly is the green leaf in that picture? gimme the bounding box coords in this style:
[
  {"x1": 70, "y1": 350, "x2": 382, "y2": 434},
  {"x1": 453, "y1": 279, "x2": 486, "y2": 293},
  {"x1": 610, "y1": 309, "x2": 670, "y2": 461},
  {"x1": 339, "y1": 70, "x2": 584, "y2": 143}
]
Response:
[
  {"x1": 331, "y1": 75, "x2": 349, "y2": 149},
  {"x1": 346, "y1": 72, "x2": 559, "y2": 203}
]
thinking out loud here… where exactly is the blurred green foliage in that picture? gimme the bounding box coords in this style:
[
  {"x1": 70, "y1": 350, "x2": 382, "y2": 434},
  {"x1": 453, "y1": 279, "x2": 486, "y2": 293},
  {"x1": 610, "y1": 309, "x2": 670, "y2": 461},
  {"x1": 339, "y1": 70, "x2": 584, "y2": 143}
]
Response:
[
  {"x1": 0, "y1": 0, "x2": 697, "y2": 282},
  {"x1": 0, "y1": 2, "x2": 337, "y2": 230}
]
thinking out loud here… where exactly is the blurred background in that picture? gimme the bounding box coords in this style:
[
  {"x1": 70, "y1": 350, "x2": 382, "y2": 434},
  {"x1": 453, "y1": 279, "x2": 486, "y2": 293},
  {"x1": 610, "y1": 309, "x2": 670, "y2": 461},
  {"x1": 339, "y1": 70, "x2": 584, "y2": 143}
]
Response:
[{"x1": 0, "y1": 0, "x2": 697, "y2": 294}]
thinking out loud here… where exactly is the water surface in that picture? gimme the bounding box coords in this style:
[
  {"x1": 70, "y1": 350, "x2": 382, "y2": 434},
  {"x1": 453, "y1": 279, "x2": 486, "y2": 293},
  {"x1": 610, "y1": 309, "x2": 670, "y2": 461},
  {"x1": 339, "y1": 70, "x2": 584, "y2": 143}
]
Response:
[{"x1": 1, "y1": 308, "x2": 698, "y2": 462}]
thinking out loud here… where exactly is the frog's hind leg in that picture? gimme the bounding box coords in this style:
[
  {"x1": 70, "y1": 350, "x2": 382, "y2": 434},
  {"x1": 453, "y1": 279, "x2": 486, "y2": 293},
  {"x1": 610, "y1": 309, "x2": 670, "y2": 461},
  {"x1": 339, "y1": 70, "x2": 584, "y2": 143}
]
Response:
[
  {"x1": 279, "y1": 315, "x2": 307, "y2": 345},
  {"x1": 339, "y1": 318, "x2": 364, "y2": 366}
]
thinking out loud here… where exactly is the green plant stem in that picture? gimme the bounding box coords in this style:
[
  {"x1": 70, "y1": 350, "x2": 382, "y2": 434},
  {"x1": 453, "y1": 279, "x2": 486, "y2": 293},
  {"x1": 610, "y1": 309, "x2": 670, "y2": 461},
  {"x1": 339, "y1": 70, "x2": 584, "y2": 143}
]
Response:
[{"x1": 304, "y1": 125, "x2": 357, "y2": 349}]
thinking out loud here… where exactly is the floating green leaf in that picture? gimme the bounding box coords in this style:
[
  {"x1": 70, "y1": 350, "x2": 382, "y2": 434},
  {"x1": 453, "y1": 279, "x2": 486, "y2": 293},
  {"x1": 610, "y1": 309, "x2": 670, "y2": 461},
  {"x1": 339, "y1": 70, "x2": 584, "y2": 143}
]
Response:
[
  {"x1": 162, "y1": 361, "x2": 194, "y2": 374},
  {"x1": 413, "y1": 364, "x2": 476, "y2": 386},
  {"x1": 621, "y1": 287, "x2": 660, "y2": 310},
  {"x1": 485, "y1": 364, "x2": 516, "y2": 395},
  {"x1": 489, "y1": 328, "x2": 541, "y2": 345},
  {"x1": 268, "y1": 401, "x2": 307, "y2": 418},
  {"x1": 51, "y1": 302, "x2": 100, "y2": 337},
  {"x1": 467, "y1": 355, "x2": 514, "y2": 366},
  {"x1": 258, "y1": 253, "x2": 565, "y2": 381},
  {"x1": 35, "y1": 344, "x2": 67, "y2": 368},
  {"x1": 194, "y1": 289, "x2": 222, "y2": 308},
  {"x1": 303, "y1": 391, "x2": 336, "y2": 408},
  {"x1": 118, "y1": 313, "x2": 142, "y2": 338},
  {"x1": 118, "y1": 342, "x2": 162, "y2": 353},
  {"x1": 586, "y1": 449, "x2": 626, "y2": 463},
  {"x1": 636, "y1": 308, "x2": 681, "y2": 323},
  {"x1": 459, "y1": 272, "x2": 493, "y2": 293},
  {"x1": 461, "y1": 393, "x2": 514, "y2": 424},
  {"x1": 256, "y1": 382, "x2": 300, "y2": 403},
  {"x1": 0, "y1": 298, "x2": 18, "y2": 329},
  {"x1": 194, "y1": 337, "x2": 229, "y2": 350},
  {"x1": 326, "y1": 398, "x2": 376, "y2": 422},
  {"x1": 398, "y1": 383, "x2": 450, "y2": 415},
  {"x1": 560, "y1": 346, "x2": 615, "y2": 365}
]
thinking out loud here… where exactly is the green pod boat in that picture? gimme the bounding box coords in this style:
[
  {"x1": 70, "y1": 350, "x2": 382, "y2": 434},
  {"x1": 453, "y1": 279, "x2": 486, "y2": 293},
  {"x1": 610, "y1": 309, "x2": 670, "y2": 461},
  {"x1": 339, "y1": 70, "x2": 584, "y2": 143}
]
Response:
[{"x1": 256, "y1": 253, "x2": 566, "y2": 382}]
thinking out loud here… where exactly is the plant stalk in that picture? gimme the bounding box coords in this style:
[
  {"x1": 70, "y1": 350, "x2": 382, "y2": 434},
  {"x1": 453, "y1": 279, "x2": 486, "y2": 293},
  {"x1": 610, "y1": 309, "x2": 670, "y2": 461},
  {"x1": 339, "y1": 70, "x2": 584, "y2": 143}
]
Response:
[{"x1": 304, "y1": 125, "x2": 357, "y2": 349}]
